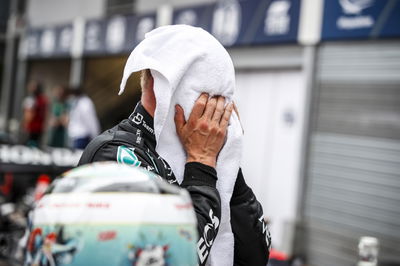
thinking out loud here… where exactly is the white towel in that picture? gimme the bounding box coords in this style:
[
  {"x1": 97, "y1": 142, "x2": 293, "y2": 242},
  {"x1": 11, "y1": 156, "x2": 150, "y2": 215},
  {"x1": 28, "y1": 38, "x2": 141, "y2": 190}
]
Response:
[{"x1": 119, "y1": 25, "x2": 243, "y2": 266}]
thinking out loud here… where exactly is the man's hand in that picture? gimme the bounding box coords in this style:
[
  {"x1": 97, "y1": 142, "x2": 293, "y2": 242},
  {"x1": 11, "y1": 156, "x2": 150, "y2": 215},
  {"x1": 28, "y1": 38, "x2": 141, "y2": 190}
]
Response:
[{"x1": 174, "y1": 94, "x2": 234, "y2": 168}]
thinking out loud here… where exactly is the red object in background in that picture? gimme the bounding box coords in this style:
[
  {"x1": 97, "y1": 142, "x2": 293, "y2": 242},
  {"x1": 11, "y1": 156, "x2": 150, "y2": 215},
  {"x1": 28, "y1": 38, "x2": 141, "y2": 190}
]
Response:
[
  {"x1": 270, "y1": 248, "x2": 289, "y2": 261},
  {"x1": 27, "y1": 94, "x2": 48, "y2": 134},
  {"x1": 0, "y1": 173, "x2": 13, "y2": 196},
  {"x1": 34, "y1": 174, "x2": 51, "y2": 201}
]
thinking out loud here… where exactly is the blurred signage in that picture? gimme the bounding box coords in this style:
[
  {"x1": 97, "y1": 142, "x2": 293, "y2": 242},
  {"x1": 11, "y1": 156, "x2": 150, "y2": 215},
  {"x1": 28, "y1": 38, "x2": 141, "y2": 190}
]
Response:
[
  {"x1": 25, "y1": 13, "x2": 156, "y2": 58},
  {"x1": 172, "y1": 4, "x2": 215, "y2": 32},
  {"x1": 25, "y1": 1, "x2": 301, "y2": 59},
  {"x1": 0, "y1": 145, "x2": 82, "y2": 168},
  {"x1": 83, "y1": 18, "x2": 107, "y2": 55},
  {"x1": 83, "y1": 13, "x2": 156, "y2": 55},
  {"x1": 322, "y1": 0, "x2": 400, "y2": 40},
  {"x1": 172, "y1": 0, "x2": 300, "y2": 47},
  {"x1": 26, "y1": 24, "x2": 73, "y2": 58}
]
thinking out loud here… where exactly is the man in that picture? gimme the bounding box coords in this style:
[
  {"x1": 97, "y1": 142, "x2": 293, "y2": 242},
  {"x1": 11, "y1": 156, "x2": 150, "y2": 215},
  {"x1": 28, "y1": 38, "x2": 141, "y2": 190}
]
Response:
[
  {"x1": 23, "y1": 81, "x2": 48, "y2": 147},
  {"x1": 79, "y1": 70, "x2": 270, "y2": 266},
  {"x1": 67, "y1": 87, "x2": 100, "y2": 149},
  {"x1": 48, "y1": 85, "x2": 69, "y2": 148}
]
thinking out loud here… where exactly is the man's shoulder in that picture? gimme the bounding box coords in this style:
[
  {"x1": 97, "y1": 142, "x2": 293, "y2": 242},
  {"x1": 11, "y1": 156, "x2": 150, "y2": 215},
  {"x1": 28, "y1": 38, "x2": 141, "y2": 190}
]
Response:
[
  {"x1": 78, "y1": 119, "x2": 143, "y2": 165},
  {"x1": 77, "y1": 129, "x2": 115, "y2": 165},
  {"x1": 78, "y1": 124, "x2": 167, "y2": 177}
]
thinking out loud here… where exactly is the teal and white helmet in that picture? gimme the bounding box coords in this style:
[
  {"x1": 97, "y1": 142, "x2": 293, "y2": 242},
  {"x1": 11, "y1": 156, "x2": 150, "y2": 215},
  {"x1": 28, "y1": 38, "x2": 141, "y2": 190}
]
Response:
[{"x1": 25, "y1": 162, "x2": 198, "y2": 266}]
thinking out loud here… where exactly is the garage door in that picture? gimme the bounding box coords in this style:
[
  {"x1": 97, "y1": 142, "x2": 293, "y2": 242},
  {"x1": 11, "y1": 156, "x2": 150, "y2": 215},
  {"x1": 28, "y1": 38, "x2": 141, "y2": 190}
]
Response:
[{"x1": 299, "y1": 41, "x2": 400, "y2": 266}]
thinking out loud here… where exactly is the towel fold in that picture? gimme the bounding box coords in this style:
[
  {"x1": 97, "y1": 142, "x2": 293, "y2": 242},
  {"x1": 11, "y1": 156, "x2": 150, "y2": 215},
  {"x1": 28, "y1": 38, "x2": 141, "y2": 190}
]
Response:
[{"x1": 119, "y1": 25, "x2": 243, "y2": 266}]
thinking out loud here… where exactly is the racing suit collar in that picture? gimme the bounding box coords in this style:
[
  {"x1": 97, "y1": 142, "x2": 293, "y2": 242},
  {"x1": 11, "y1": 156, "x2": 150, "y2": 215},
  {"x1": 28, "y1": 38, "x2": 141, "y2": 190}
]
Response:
[{"x1": 129, "y1": 102, "x2": 156, "y2": 141}]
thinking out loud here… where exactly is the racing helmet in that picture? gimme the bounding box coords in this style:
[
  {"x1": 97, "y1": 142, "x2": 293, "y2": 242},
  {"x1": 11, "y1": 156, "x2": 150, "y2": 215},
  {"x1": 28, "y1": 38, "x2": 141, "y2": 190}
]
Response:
[{"x1": 25, "y1": 162, "x2": 198, "y2": 266}]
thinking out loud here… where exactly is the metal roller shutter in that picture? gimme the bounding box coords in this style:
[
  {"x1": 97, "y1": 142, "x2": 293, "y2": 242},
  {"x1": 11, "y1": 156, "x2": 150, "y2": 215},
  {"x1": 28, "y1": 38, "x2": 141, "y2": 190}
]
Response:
[{"x1": 299, "y1": 41, "x2": 400, "y2": 266}]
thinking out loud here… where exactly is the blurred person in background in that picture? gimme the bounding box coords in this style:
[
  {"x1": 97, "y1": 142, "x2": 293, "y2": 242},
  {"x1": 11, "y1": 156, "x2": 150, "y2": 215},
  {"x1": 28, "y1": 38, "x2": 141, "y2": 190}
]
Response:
[
  {"x1": 22, "y1": 81, "x2": 48, "y2": 147},
  {"x1": 67, "y1": 87, "x2": 100, "y2": 149},
  {"x1": 48, "y1": 85, "x2": 69, "y2": 148}
]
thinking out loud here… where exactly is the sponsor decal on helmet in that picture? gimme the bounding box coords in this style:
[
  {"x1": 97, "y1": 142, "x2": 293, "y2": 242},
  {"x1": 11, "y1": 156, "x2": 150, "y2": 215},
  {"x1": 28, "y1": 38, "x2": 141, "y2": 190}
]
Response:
[
  {"x1": 128, "y1": 244, "x2": 169, "y2": 266},
  {"x1": 117, "y1": 146, "x2": 141, "y2": 167},
  {"x1": 26, "y1": 225, "x2": 83, "y2": 265},
  {"x1": 98, "y1": 231, "x2": 117, "y2": 241},
  {"x1": 179, "y1": 229, "x2": 194, "y2": 241}
]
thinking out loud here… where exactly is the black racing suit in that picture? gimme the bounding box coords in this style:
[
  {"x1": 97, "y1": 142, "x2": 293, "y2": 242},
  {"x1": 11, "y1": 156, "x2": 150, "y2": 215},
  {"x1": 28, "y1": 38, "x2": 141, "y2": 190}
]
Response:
[{"x1": 78, "y1": 102, "x2": 271, "y2": 265}]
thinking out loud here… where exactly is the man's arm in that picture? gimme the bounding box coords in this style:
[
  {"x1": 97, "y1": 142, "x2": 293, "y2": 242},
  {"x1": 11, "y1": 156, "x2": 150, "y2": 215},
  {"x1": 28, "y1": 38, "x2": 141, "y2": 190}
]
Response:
[
  {"x1": 175, "y1": 94, "x2": 233, "y2": 265},
  {"x1": 230, "y1": 168, "x2": 271, "y2": 266},
  {"x1": 181, "y1": 162, "x2": 221, "y2": 265}
]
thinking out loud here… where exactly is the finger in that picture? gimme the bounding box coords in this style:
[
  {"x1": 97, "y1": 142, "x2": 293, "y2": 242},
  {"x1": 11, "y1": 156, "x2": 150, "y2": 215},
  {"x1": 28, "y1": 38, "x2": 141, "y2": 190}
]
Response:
[
  {"x1": 174, "y1": 105, "x2": 186, "y2": 134},
  {"x1": 212, "y1": 96, "x2": 225, "y2": 123},
  {"x1": 188, "y1": 93, "x2": 208, "y2": 123},
  {"x1": 232, "y1": 102, "x2": 241, "y2": 121},
  {"x1": 202, "y1": 96, "x2": 218, "y2": 120},
  {"x1": 232, "y1": 101, "x2": 244, "y2": 134},
  {"x1": 220, "y1": 103, "x2": 234, "y2": 129}
]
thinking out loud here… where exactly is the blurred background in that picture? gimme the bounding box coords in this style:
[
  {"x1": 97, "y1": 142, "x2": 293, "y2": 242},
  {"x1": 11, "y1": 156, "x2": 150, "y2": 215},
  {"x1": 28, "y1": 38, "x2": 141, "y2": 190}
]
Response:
[{"x1": 0, "y1": 0, "x2": 399, "y2": 265}]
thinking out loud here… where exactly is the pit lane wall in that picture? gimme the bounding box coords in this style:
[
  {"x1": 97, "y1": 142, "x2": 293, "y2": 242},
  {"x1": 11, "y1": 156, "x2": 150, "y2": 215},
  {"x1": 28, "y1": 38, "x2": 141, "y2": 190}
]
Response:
[
  {"x1": 0, "y1": 145, "x2": 82, "y2": 172},
  {"x1": 0, "y1": 145, "x2": 82, "y2": 203}
]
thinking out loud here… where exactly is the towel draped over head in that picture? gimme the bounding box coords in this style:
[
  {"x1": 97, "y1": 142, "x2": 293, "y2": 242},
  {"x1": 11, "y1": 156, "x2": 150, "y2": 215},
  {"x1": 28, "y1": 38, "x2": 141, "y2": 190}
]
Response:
[{"x1": 119, "y1": 25, "x2": 243, "y2": 266}]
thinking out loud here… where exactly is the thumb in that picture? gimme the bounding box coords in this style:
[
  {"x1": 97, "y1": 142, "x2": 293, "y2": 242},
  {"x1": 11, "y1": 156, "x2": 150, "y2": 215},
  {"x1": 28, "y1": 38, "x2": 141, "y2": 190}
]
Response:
[{"x1": 174, "y1": 105, "x2": 186, "y2": 133}]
